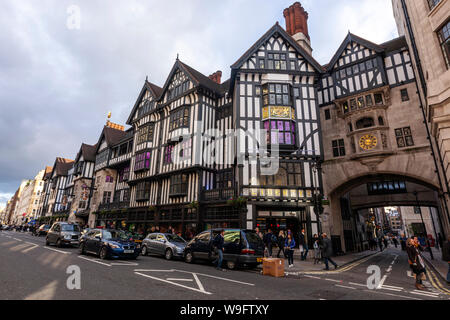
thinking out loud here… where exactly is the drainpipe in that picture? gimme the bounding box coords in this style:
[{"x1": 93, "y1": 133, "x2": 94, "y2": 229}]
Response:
[{"x1": 400, "y1": 0, "x2": 450, "y2": 227}]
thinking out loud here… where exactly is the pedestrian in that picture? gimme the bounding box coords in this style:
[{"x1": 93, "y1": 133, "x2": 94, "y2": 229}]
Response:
[
  {"x1": 437, "y1": 233, "x2": 444, "y2": 249},
  {"x1": 285, "y1": 233, "x2": 296, "y2": 268},
  {"x1": 406, "y1": 238, "x2": 427, "y2": 290},
  {"x1": 298, "y1": 229, "x2": 308, "y2": 261},
  {"x1": 383, "y1": 236, "x2": 389, "y2": 249},
  {"x1": 441, "y1": 235, "x2": 450, "y2": 283},
  {"x1": 378, "y1": 237, "x2": 384, "y2": 252},
  {"x1": 313, "y1": 234, "x2": 321, "y2": 264},
  {"x1": 263, "y1": 229, "x2": 275, "y2": 258},
  {"x1": 276, "y1": 230, "x2": 286, "y2": 258},
  {"x1": 392, "y1": 236, "x2": 399, "y2": 248},
  {"x1": 212, "y1": 229, "x2": 225, "y2": 271},
  {"x1": 255, "y1": 227, "x2": 263, "y2": 240},
  {"x1": 321, "y1": 233, "x2": 338, "y2": 270},
  {"x1": 400, "y1": 234, "x2": 407, "y2": 251}
]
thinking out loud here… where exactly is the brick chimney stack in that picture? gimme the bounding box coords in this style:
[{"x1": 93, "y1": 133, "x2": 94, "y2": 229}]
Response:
[
  {"x1": 208, "y1": 71, "x2": 222, "y2": 84},
  {"x1": 283, "y1": 2, "x2": 312, "y2": 55}
]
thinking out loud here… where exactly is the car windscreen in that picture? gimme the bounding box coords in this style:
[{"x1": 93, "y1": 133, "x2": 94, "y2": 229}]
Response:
[
  {"x1": 61, "y1": 224, "x2": 80, "y2": 232},
  {"x1": 166, "y1": 234, "x2": 186, "y2": 243},
  {"x1": 103, "y1": 230, "x2": 128, "y2": 241},
  {"x1": 243, "y1": 231, "x2": 261, "y2": 244}
]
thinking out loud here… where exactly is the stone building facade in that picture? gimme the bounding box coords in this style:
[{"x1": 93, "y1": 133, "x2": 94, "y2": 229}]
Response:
[{"x1": 391, "y1": 0, "x2": 450, "y2": 238}]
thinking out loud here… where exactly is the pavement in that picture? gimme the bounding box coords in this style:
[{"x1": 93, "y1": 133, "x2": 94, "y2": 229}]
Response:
[
  {"x1": 1, "y1": 230, "x2": 449, "y2": 301},
  {"x1": 261, "y1": 247, "x2": 379, "y2": 273},
  {"x1": 419, "y1": 247, "x2": 449, "y2": 284}
]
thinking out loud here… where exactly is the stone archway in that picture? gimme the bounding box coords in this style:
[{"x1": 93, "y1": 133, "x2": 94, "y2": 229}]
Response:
[{"x1": 322, "y1": 170, "x2": 445, "y2": 253}]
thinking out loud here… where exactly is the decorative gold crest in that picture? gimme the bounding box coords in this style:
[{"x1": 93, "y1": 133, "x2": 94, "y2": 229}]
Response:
[{"x1": 359, "y1": 134, "x2": 378, "y2": 150}]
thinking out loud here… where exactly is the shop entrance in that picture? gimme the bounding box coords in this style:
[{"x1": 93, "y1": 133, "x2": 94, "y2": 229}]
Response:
[{"x1": 256, "y1": 208, "x2": 309, "y2": 248}]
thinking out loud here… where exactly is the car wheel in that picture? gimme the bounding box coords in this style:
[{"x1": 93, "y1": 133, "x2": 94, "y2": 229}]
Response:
[
  {"x1": 184, "y1": 251, "x2": 194, "y2": 264},
  {"x1": 56, "y1": 239, "x2": 62, "y2": 248},
  {"x1": 79, "y1": 243, "x2": 86, "y2": 255},
  {"x1": 226, "y1": 260, "x2": 236, "y2": 270},
  {"x1": 45, "y1": 238, "x2": 49, "y2": 246},
  {"x1": 100, "y1": 247, "x2": 108, "y2": 260},
  {"x1": 141, "y1": 245, "x2": 148, "y2": 256},
  {"x1": 165, "y1": 249, "x2": 173, "y2": 260}
]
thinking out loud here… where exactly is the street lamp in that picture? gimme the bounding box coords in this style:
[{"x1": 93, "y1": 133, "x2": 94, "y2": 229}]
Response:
[
  {"x1": 311, "y1": 156, "x2": 323, "y2": 235},
  {"x1": 412, "y1": 191, "x2": 434, "y2": 260}
]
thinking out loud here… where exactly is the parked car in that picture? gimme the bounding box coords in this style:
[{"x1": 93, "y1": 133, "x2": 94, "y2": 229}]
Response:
[
  {"x1": 183, "y1": 229, "x2": 264, "y2": 270},
  {"x1": 33, "y1": 224, "x2": 51, "y2": 236},
  {"x1": 46, "y1": 222, "x2": 81, "y2": 247},
  {"x1": 141, "y1": 233, "x2": 187, "y2": 260},
  {"x1": 79, "y1": 228, "x2": 140, "y2": 260}
]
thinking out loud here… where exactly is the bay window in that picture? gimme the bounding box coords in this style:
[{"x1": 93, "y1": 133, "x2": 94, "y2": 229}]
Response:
[
  {"x1": 261, "y1": 83, "x2": 296, "y2": 147},
  {"x1": 134, "y1": 152, "x2": 151, "y2": 172}
]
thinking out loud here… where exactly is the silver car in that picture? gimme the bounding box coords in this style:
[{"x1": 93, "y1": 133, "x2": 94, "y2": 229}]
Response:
[
  {"x1": 141, "y1": 233, "x2": 187, "y2": 260},
  {"x1": 46, "y1": 222, "x2": 81, "y2": 247}
]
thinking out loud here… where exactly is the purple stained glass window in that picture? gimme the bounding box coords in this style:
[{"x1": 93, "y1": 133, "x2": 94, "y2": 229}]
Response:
[
  {"x1": 285, "y1": 133, "x2": 292, "y2": 145},
  {"x1": 165, "y1": 145, "x2": 173, "y2": 164},
  {"x1": 134, "y1": 152, "x2": 151, "y2": 171},
  {"x1": 278, "y1": 132, "x2": 285, "y2": 144},
  {"x1": 264, "y1": 120, "x2": 295, "y2": 146}
]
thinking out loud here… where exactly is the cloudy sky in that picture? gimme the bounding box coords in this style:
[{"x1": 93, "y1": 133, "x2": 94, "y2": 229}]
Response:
[{"x1": 0, "y1": 0, "x2": 399, "y2": 208}]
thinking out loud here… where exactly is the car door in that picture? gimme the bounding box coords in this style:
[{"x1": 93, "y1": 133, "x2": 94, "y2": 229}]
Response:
[
  {"x1": 155, "y1": 234, "x2": 167, "y2": 255},
  {"x1": 84, "y1": 230, "x2": 96, "y2": 253},
  {"x1": 146, "y1": 234, "x2": 158, "y2": 253},
  {"x1": 49, "y1": 224, "x2": 59, "y2": 244},
  {"x1": 195, "y1": 232, "x2": 211, "y2": 260},
  {"x1": 93, "y1": 230, "x2": 103, "y2": 255}
]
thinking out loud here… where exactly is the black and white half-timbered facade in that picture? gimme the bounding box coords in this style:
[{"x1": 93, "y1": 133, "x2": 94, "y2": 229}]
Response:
[
  {"x1": 89, "y1": 2, "x2": 430, "y2": 251},
  {"x1": 65, "y1": 143, "x2": 97, "y2": 224},
  {"x1": 46, "y1": 157, "x2": 74, "y2": 217}
]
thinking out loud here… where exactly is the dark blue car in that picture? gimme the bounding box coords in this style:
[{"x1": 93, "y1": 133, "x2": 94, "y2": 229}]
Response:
[{"x1": 79, "y1": 228, "x2": 140, "y2": 260}]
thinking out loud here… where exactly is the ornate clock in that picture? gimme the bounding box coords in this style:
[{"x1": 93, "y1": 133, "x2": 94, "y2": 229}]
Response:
[{"x1": 359, "y1": 134, "x2": 378, "y2": 151}]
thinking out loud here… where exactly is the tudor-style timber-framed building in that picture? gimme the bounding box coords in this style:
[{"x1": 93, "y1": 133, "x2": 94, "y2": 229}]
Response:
[
  {"x1": 91, "y1": 3, "x2": 326, "y2": 245},
  {"x1": 72, "y1": 1, "x2": 448, "y2": 251}
]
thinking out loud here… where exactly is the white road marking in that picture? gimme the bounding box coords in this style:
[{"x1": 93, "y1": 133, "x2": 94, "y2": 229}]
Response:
[
  {"x1": 382, "y1": 284, "x2": 404, "y2": 290},
  {"x1": 173, "y1": 269, "x2": 255, "y2": 286},
  {"x1": 78, "y1": 255, "x2": 111, "y2": 266},
  {"x1": 386, "y1": 266, "x2": 392, "y2": 273},
  {"x1": 349, "y1": 282, "x2": 367, "y2": 288},
  {"x1": 12, "y1": 238, "x2": 22, "y2": 242},
  {"x1": 410, "y1": 291, "x2": 440, "y2": 298},
  {"x1": 193, "y1": 273, "x2": 207, "y2": 293},
  {"x1": 325, "y1": 278, "x2": 342, "y2": 283},
  {"x1": 377, "y1": 275, "x2": 388, "y2": 289},
  {"x1": 364, "y1": 289, "x2": 422, "y2": 300},
  {"x1": 303, "y1": 275, "x2": 321, "y2": 279},
  {"x1": 381, "y1": 287, "x2": 402, "y2": 292},
  {"x1": 110, "y1": 261, "x2": 139, "y2": 266},
  {"x1": 134, "y1": 269, "x2": 174, "y2": 272},
  {"x1": 166, "y1": 278, "x2": 194, "y2": 282},
  {"x1": 335, "y1": 284, "x2": 356, "y2": 290},
  {"x1": 134, "y1": 272, "x2": 213, "y2": 295},
  {"x1": 43, "y1": 247, "x2": 71, "y2": 255}
]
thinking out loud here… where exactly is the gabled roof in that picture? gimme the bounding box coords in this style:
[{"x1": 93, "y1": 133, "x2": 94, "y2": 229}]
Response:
[
  {"x1": 51, "y1": 158, "x2": 74, "y2": 177},
  {"x1": 94, "y1": 125, "x2": 127, "y2": 154},
  {"x1": 126, "y1": 80, "x2": 163, "y2": 125},
  {"x1": 326, "y1": 32, "x2": 385, "y2": 72},
  {"x1": 43, "y1": 166, "x2": 53, "y2": 180},
  {"x1": 75, "y1": 143, "x2": 97, "y2": 163},
  {"x1": 112, "y1": 128, "x2": 134, "y2": 147},
  {"x1": 158, "y1": 59, "x2": 225, "y2": 103},
  {"x1": 229, "y1": 22, "x2": 324, "y2": 93}
]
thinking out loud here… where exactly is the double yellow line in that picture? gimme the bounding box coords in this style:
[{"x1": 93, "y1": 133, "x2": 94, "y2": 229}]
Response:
[{"x1": 425, "y1": 265, "x2": 450, "y2": 296}]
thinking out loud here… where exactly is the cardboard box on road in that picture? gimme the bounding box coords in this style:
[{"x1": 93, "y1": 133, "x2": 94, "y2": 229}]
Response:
[{"x1": 262, "y1": 258, "x2": 285, "y2": 277}]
